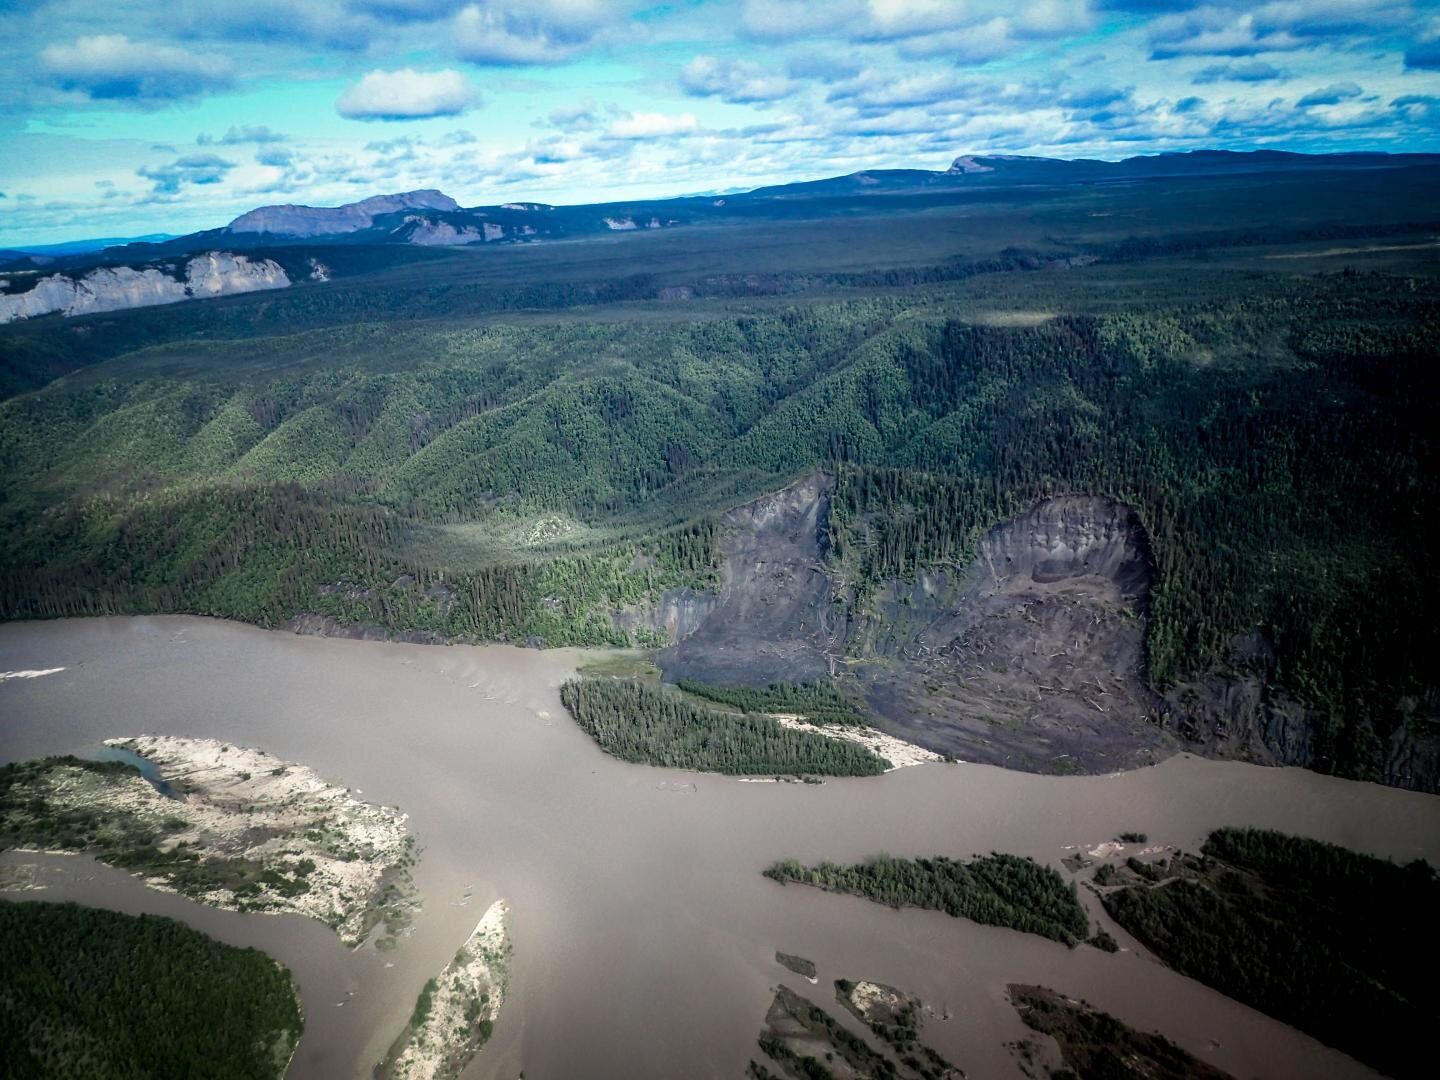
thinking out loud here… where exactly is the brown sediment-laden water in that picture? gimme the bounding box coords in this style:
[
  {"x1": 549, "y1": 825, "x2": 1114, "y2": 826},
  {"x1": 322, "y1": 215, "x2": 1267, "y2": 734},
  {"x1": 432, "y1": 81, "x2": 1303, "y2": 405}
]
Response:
[{"x1": 2, "y1": 615, "x2": 1436, "y2": 1079}]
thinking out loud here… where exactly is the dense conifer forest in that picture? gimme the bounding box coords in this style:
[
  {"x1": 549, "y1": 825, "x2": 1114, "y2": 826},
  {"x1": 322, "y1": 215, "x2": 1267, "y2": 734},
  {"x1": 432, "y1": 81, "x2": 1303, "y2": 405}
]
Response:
[
  {"x1": 1, "y1": 175, "x2": 1436, "y2": 784},
  {"x1": 676, "y1": 680, "x2": 867, "y2": 726},
  {"x1": 559, "y1": 678, "x2": 888, "y2": 775},
  {"x1": 0, "y1": 900, "x2": 302, "y2": 1079},
  {"x1": 764, "y1": 853, "x2": 1088, "y2": 944},
  {"x1": 1101, "y1": 827, "x2": 1438, "y2": 1079},
  {"x1": 824, "y1": 293, "x2": 1437, "y2": 776}
]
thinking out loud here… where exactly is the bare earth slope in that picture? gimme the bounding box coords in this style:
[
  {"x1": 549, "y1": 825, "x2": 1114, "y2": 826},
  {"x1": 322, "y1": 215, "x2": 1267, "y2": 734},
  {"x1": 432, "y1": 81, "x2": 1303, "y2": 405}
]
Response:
[
  {"x1": 853, "y1": 495, "x2": 1173, "y2": 773},
  {"x1": 659, "y1": 477, "x2": 1171, "y2": 772},
  {"x1": 656, "y1": 474, "x2": 841, "y2": 686},
  {"x1": 657, "y1": 474, "x2": 1438, "y2": 783}
]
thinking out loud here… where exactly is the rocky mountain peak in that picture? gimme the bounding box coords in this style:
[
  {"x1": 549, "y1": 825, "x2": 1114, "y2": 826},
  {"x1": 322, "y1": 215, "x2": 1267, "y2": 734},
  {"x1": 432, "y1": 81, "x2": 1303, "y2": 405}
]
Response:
[
  {"x1": 227, "y1": 190, "x2": 460, "y2": 238},
  {"x1": 947, "y1": 155, "x2": 996, "y2": 174}
]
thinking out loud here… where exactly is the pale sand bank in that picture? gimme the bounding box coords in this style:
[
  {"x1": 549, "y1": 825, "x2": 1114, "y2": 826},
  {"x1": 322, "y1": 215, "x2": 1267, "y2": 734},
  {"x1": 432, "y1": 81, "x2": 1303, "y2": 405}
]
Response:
[
  {"x1": 5, "y1": 734, "x2": 414, "y2": 945},
  {"x1": 771, "y1": 713, "x2": 946, "y2": 771},
  {"x1": 383, "y1": 899, "x2": 511, "y2": 1080}
]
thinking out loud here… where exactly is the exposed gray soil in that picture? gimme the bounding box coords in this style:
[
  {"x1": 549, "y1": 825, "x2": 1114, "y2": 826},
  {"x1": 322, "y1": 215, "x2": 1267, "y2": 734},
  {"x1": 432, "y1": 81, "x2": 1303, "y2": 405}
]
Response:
[
  {"x1": 278, "y1": 473, "x2": 1435, "y2": 789},
  {"x1": 611, "y1": 585, "x2": 719, "y2": 644},
  {"x1": 656, "y1": 473, "x2": 841, "y2": 685},
  {"x1": 849, "y1": 495, "x2": 1172, "y2": 774},
  {"x1": 655, "y1": 474, "x2": 1439, "y2": 788},
  {"x1": 659, "y1": 477, "x2": 1173, "y2": 774}
]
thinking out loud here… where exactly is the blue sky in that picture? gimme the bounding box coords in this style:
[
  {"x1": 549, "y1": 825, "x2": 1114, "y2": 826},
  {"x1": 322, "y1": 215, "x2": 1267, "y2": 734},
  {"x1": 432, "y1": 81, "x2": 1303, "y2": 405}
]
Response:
[{"x1": 1, "y1": 0, "x2": 1438, "y2": 246}]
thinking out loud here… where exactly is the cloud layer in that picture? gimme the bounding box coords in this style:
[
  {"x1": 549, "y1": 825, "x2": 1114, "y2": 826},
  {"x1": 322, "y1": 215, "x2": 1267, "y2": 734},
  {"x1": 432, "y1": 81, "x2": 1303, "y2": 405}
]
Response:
[
  {"x1": 1, "y1": 0, "x2": 1437, "y2": 244},
  {"x1": 336, "y1": 68, "x2": 475, "y2": 120},
  {"x1": 41, "y1": 34, "x2": 234, "y2": 103}
]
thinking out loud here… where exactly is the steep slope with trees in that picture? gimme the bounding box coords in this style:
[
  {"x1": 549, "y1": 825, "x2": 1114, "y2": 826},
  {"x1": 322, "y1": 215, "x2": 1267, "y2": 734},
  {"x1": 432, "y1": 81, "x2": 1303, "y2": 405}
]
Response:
[{"x1": 1, "y1": 175, "x2": 1435, "y2": 788}]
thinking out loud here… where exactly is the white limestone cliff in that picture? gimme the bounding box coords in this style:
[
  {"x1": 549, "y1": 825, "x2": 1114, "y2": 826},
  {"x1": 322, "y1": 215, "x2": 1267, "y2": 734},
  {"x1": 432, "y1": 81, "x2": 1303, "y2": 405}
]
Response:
[{"x1": 0, "y1": 253, "x2": 290, "y2": 323}]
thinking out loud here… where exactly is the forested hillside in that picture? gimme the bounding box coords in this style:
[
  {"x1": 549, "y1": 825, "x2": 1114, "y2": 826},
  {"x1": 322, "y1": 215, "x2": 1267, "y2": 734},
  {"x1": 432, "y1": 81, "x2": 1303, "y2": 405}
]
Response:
[
  {"x1": 0, "y1": 900, "x2": 302, "y2": 1078},
  {"x1": 821, "y1": 291, "x2": 1437, "y2": 776},
  {"x1": 1100, "y1": 829, "x2": 1438, "y2": 1079},
  {"x1": 1, "y1": 171, "x2": 1436, "y2": 786}
]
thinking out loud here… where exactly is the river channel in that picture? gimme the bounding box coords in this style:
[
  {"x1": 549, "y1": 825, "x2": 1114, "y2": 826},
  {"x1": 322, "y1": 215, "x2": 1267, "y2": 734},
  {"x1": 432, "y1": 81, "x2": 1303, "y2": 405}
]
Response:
[{"x1": 2, "y1": 615, "x2": 1436, "y2": 1079}]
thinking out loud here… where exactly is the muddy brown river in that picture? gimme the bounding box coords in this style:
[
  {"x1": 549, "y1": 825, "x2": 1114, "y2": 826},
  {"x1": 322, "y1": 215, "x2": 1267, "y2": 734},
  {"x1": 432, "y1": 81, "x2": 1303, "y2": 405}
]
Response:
[{"x1": 2, "y1": 616, "x2": 1437, "y2": 1079}]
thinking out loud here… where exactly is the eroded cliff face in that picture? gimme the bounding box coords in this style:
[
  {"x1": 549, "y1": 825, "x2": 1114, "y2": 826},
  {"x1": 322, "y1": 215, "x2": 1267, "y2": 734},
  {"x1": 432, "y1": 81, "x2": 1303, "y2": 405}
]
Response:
[
  {"x1": 848, "y1": 495, "x2": 1174, "y2": 773},
  {"x1": 401, "y1": 219, "x2": 485, "y2": 246},
  {"x1": 652, "y1": 475, "x2": 1438, "y2": 789},
  {"x1": 656, "y1": 473, "x2": 842, "y2": 685},
  {"x1": 1160, "y1": 647, "x2": 1439, "y2": 791},
  {"x1": 612, "y1": 587, "x2": 720, "y2": 644},
  {"x1": 0, "y1": 253, "x2": 290, "y2": 323},
  {"x1": 657, "y1": 481, "x2": 1172, "y2": 771}
]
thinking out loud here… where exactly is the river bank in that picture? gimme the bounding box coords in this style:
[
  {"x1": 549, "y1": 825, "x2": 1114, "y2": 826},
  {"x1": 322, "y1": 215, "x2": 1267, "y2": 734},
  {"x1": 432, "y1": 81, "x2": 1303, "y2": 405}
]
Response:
[{"x1": 1, "y1": 734, "x2": 414, "y2": 946}]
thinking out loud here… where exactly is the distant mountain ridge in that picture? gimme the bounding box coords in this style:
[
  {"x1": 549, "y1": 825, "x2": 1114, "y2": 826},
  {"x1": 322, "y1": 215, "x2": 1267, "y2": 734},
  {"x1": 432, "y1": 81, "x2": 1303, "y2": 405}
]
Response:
[
  {"x1": 2, "y1": 233, "x2": 176, "y2": 259},
  {"x1": 13, "y1": 148, "x2": 1440, "y2": 260},
  {"x1": 223, "y1": 149, "x2": 1440, "y2": 244},
  {"x1": 2, "y1": 148, "x2": 1438, "y2": 322},
  {"x1": 227, "y1": 189, "x2": 460, "y2": 237}
]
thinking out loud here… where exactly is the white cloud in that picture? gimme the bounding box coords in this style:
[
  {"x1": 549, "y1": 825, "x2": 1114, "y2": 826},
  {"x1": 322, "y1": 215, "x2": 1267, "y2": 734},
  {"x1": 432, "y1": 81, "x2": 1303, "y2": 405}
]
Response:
[
  {"x1": 137, "y1": 153, "x2": 236, "y2": 195},
  {"x1": 740, "y1": 0, "x2": 863, "y2": 40},
  {"x1": 452, "y1": 1, "x2": 615, "y2": 65},
  {"x1": 199, "y1": 125, "x2": 289, "y2": 146},
  {"x1": 680, "y1": 56, "x2": 796, "y2": 103},
  {"x1": 40, "y1": 34, "x2": 234, "y2": 104},
  {"x1": 742, "y1": 0, "x2": 1093, "y2": 55},
  {"x1": 1193, "y1": 59, "x2": 1287, "y2": 83},
  {"x1": 1149, "y1": 10, "x2": 1304, "y2": 58},
  {"x1": 1297, "y1": 81, "x2": 1364, "y2": 107},
  {"x1": 1017, "y1": 0, "x2": 1095, "y2": 35},
  {"x1": 4, "y1": 0, "x2": 1438, "y2": 246},
  {"x1": 547, "y1": 99, "x2": 603, "y2": 131},
  {"x1": 336, "y1": 68, "x2": 475, "y2": 120},
  {"x1": 828, "y1": 70, "x2": 977, "y2": 112},
  {"x1": 172, "y1": 0, "x2": 377, "y2": 52},
  {"x1": 855, "y1": 0, "x2": 969, "y2": 40},
  {"x1": 608, "y1": 111, "x2": 699, "y2": 138},
  {"x1": 894, "y1": 18, "x2": 1019, "y2": 62},
  {"x1": 1251, "y1": 0, "x2": 1411, "y2": 39}
]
